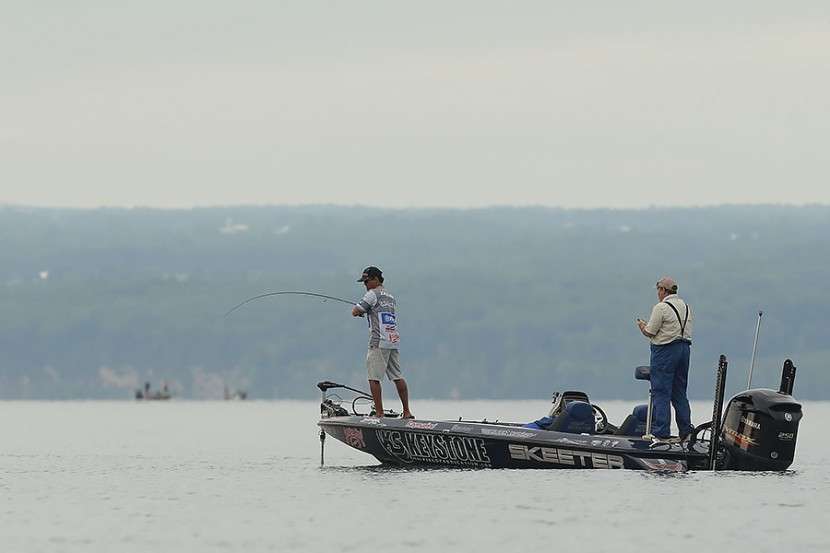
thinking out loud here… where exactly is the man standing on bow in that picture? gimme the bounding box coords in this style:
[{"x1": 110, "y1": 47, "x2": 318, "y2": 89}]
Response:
[
  {"x1": 636, "y1": 276, "x2": 694, "y2": 440},
  {"x1": 351, "y1": 266, "x2": 413, "y2": 419}
]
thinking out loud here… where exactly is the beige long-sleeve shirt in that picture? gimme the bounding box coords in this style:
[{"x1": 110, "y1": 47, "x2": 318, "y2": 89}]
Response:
[{"x1": 644, "y1": 294, "x2": 693, "y2": 345}]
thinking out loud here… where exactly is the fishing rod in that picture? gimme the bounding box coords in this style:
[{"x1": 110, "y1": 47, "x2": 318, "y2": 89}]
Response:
[{"x1": 224, "y1": 291, "x2": 357, "y2": 318}]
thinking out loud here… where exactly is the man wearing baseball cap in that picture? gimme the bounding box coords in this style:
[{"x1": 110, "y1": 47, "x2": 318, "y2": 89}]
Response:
[
  {"x1": 636, "y1": 276, "x2": 694, "y2": 441},
  {"x1": 351, "y1": 266, "x2": 414, "y2": 418}
]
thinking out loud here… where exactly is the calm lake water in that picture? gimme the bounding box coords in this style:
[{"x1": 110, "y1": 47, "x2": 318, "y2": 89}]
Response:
[{"x1": 1, "y1": 399, "x2": 828, "y2": 553}]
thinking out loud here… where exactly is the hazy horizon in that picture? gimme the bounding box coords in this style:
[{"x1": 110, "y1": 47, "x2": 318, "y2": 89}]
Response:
[{"x1": 3, "y1": 201, "x2": 830, "y2": 211}]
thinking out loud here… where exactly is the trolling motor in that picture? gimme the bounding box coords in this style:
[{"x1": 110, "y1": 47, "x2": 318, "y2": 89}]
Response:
[
  {"x1": 318, "y1": 381, "x2": 351, "y2": 419},
  {"x1": 317, "y1": 381, "x2": 361, "y2": 466},
  {"x1": 317, "y1": 381, "x2": 400, "y2": 418},
  {"x1": 317, "y1": 380, "x2": 401, "y2": 466}
]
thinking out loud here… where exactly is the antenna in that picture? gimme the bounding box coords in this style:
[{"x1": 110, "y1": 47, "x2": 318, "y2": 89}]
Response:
[{"x1": 747, "y1": 311, "x2": 763, "y2": 389}]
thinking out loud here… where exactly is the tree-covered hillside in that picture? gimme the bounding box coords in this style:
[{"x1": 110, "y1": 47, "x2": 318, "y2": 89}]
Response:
[{"x1": 0, "y1": 205, "x2": 827, "y2": 400}]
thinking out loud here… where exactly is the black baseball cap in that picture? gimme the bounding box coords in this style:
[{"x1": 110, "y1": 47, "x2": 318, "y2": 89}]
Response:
[{"x1": 357, "y1": 266, "x2": 383, "y2": 282}]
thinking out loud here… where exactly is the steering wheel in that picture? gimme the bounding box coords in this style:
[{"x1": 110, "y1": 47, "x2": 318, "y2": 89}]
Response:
[{"x1": 592, "y1": 404, "x2": 609, "y2": 433}]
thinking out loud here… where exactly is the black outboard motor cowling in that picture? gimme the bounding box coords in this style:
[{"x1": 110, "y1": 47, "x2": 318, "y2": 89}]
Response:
[{"x1": 720, "y1": 389, "x2": 802, "y2": 471}]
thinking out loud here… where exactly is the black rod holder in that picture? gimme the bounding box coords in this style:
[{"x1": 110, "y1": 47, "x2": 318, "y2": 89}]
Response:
[
  {"x1": 778, "y1": 359, "x2": 797, "y2": 395},
  {"x1": 320, "y1": 385, "x2": 327, "y2": 466},
  {"x1": 709, "y1": 354, "x2": 728, "y2": 471}
]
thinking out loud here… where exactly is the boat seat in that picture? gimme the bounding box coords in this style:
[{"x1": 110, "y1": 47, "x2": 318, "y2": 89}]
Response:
[
  {"x1": 615, "y1": 404, "x2": 649, "y2": 436},
  {"x1": 546, "y1": 401, "x2": 596, "y2": 434},
  {"x1": 548, "y1": 390, "x2": 591, "y2": 417}
]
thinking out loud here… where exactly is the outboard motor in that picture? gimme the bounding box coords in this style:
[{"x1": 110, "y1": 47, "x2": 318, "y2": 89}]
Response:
[{"x1": 720, "y1": 360, "x2": 802, "y2": 471}]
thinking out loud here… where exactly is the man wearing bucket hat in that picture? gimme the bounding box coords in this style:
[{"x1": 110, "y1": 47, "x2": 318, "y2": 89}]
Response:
[
  {"x1": 636, "y1": 276, "x2": 694, "y2": 441},
  {"x1": 351, "y1": 266, "x2": 414, "y2": 419}
]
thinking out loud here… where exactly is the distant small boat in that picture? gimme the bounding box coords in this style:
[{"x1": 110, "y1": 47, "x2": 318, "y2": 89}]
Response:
[
  {"x1": 224, "y1": 386, "x2": 247, "y2": 400},
  {"x1": 135, "y1": 382, "x2": 172, "y2": 401}
]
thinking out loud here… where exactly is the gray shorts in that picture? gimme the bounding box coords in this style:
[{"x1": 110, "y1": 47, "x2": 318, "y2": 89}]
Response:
[{"x1": 366, "y1": 348, "x2": 403, "y2": 381}]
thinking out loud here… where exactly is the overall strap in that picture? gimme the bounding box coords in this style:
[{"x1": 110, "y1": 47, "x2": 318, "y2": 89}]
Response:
[{"x1": 664, "y1": 300, "x2": 690, "y2": 339}]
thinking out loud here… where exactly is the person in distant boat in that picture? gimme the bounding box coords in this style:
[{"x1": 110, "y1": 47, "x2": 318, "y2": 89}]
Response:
[
  {"x1": 351, "y1": 266, "x2": 414, "y2": 419},
  {"x1": 636, "y1": 276, "x2": 694, "y2": 441}
]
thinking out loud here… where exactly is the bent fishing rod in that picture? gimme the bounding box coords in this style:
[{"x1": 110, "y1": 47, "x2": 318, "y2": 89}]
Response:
[{"x1": 224, "y1": 291, "x2": 357, "y2": 318}]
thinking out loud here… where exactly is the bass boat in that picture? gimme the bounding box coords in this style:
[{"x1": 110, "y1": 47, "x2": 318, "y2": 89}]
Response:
[{"x1": 318, "y1": 355, "x2": 802, "y2": 471}]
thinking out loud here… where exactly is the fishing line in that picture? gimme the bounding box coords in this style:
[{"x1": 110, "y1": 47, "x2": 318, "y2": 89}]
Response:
[{"x1": 224, "y1": 291, "x2": 356, "y2": 318}]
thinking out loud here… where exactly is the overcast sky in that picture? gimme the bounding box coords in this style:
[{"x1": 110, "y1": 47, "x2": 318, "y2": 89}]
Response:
[{"x1": 2, "y1": 2, "x2": 828, "y2": 209}]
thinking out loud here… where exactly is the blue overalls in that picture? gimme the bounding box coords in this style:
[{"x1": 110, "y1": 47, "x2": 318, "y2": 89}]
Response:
[{"x1": 649, "y1": 302, "x2": 693, "y2": 439}]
